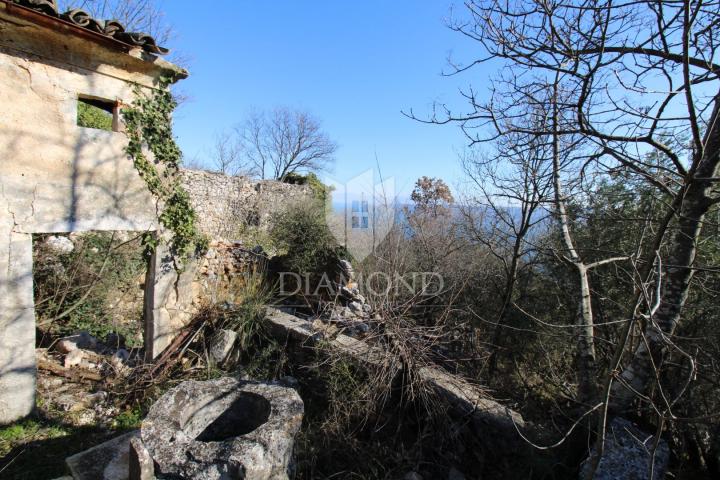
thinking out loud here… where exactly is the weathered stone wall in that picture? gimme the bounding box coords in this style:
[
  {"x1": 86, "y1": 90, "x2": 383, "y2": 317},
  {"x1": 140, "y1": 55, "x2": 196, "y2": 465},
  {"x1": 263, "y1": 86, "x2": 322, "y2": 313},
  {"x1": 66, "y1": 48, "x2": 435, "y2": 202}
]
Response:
[
  {"x1": 0, "y1": 5, "x2": 183, "y2": 424},
  {"x1": 179, "y1": 169, "x2": 313, "y2": 239},
  {"x1": 192, "y1": 241, "x2": 267, "y2": 305},
  {"x1": 144, "y1": 173, "x2": 312, "y2": 359}
]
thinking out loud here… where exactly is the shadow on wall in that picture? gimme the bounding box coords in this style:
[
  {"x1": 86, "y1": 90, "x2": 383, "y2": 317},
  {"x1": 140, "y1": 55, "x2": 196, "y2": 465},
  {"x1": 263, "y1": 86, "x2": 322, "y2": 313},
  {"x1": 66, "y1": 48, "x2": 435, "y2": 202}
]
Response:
[
  {"x1": 0, "y1": 126, "x2": 159, "y2": 233},
  {"x1": 0, "y1": 61, "x2": 161, "y2": 423}
]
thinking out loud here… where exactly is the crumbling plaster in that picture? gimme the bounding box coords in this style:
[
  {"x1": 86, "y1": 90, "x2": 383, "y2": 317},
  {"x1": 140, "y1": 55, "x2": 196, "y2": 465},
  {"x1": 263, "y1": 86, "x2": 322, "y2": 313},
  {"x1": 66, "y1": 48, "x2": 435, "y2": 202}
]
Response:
[{"x1": 0, "y1": 9, "x2": 182, "y2": 424}]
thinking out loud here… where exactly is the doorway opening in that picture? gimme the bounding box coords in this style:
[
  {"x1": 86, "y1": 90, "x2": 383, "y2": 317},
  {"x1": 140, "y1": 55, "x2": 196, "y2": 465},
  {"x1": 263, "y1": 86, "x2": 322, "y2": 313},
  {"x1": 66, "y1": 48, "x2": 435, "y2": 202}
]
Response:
[{"x1": 32, "y1": 231, "x2": 148, "y2": 351}]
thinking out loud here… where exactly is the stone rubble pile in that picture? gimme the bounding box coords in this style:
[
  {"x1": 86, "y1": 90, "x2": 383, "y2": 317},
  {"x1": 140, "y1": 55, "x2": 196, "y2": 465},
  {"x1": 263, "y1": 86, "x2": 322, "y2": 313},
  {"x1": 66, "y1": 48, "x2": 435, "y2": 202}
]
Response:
[
  {"x1": 193, "y1": 241, "x2": 267, "y2": 305},
  {"x1": 52, "y1": 331, "x2": 135, "y2": 375},
  {"x1": 316, "y1": 259, "x2": 375, "y2": 337}
]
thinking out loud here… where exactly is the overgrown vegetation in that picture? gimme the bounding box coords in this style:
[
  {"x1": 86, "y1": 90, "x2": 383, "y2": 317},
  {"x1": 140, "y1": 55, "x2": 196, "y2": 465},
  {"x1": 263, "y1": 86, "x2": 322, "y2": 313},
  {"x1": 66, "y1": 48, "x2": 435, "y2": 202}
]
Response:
[
  {"x1": 8, "y1": 1, "x2": 720, "y2": 479},
  {"x1": 33, "y1": 232, "x2": 147, "y2": 347},
  {"x1": 268, "y1": 199, "x2": 349, "y2": 295},
  {"x1": 123, "y1": 76, "x2": 207, "y2": 259},
  {"x1": 76, "y1": 100, "x2": 113, "y2": 131},
  {"x1": 283, "y1": 172, "x2": 334, "y2": 203}
]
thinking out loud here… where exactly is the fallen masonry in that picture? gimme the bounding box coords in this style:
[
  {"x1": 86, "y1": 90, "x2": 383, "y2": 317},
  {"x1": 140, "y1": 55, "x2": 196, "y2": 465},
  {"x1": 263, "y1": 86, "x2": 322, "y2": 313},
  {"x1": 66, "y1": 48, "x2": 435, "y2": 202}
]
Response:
[{"x1": 265, "y1": 307, "x2": 526, "y2": 443}]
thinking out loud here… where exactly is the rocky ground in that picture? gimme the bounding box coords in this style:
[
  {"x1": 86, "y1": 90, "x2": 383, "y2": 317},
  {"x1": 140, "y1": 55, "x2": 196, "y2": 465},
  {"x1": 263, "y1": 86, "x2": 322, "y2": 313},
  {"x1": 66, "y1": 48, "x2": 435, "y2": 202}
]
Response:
[{"x1": 0, "y1": 333, "x2": 140, "y2": 479}]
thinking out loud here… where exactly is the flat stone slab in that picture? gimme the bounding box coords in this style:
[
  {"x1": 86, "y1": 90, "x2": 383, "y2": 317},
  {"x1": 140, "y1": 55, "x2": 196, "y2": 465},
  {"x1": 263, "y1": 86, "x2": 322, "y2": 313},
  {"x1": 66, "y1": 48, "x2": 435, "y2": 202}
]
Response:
[
  {"x1": 265, "y1": 308, "x2": 525, "y2": 438},
  {"x1": 66, "y1": 430, "x2": 139, "y2": 480}
]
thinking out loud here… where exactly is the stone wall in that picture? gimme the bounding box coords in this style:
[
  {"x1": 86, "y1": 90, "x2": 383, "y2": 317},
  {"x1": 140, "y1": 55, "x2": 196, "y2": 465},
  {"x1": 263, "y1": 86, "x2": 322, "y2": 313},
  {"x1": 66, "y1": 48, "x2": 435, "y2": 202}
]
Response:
[
  {"x1": 193, "y1": 241, "x2": 267, "y2": 304},
  {"x1": 179, "y1": 169, "x2": 313, "y2": 239},
  {"x1": 144, "y1": 239, "x2": 270, "y2": 359},
  {"x1": 144, "y1": 173, "x2": 311, "y2": 359}
]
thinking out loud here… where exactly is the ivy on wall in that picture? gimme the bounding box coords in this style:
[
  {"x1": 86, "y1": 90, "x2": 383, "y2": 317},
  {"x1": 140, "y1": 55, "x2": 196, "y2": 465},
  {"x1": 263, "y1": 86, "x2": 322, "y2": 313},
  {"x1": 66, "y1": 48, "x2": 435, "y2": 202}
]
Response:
[{"x1": 123, "y1": 76, "x2": 207, "y2": 260}]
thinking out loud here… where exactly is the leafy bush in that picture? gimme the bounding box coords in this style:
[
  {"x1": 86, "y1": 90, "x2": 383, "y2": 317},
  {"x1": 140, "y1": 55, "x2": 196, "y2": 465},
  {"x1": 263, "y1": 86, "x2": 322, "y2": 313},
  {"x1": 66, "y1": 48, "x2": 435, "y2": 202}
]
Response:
[
  {"x1": 77, "y1": 100, "x2": 113, "y2": 131},
  {"x1": 33, "y1": 232, "x2": 147, "y2": 346},
  {"x1": 269, "y1": 200, "x2": 348, "y2": 284}
]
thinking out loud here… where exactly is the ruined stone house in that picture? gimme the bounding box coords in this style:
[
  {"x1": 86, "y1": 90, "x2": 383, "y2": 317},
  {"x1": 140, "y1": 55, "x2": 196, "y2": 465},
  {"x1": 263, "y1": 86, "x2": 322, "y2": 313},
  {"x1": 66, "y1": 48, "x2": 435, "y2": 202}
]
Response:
[{"x1": 0, "y1": 0, "x2": 186, "y2": 424}]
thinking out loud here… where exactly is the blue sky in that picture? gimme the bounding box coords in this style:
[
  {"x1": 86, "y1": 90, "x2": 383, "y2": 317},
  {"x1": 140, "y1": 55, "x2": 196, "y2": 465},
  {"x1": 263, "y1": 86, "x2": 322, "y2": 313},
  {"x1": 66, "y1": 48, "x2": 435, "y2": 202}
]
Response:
[{"x1": 162, "y1": 1, "x2": 489, "y2": 198}]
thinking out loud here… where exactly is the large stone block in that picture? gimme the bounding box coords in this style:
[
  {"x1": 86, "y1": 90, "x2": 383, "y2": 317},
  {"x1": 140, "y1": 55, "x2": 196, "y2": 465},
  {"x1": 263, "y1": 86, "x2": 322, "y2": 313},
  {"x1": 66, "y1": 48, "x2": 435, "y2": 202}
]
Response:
[
  {"x1": 142, "y1": 377, "x2": 304, "y2": 480},
  {"x1": 66, "y1": 431, "x2": 140, "y2": 480}
]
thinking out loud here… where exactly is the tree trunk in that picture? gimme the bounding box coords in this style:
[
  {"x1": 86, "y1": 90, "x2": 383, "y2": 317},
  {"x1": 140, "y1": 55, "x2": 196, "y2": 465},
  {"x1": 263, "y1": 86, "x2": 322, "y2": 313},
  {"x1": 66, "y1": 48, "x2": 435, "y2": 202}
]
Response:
[
  {"x1": 486, "y1": 254, "x2": 519, "y2": 380},
  {"x1": 552, "y1": 82, "x2": 598, "y2": 402},
  {"x1": 611, "y1": 93, "x2": 720, "y2": 410}
]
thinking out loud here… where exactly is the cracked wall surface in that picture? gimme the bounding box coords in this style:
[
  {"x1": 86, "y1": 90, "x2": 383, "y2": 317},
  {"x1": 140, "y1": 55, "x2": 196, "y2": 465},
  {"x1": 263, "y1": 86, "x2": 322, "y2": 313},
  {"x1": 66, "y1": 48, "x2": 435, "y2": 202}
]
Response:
[{"x1": 0, "y1": 8, "x2": 182, "y2": 424}]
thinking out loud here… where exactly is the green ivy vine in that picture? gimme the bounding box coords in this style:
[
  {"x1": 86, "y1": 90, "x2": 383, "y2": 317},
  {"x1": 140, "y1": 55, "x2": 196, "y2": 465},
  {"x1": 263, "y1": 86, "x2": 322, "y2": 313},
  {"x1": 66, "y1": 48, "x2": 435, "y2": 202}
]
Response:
[{"x1": 123, "y1": 76, "x2": 208, "y2": 260}]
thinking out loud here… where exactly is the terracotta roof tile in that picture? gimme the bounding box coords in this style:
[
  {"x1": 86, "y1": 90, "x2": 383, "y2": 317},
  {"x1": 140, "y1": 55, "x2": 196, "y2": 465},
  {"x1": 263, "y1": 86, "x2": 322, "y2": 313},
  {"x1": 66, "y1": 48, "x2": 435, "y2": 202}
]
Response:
[{"x1": 9, "y1": 0, "x2": 169, "y2": 54}]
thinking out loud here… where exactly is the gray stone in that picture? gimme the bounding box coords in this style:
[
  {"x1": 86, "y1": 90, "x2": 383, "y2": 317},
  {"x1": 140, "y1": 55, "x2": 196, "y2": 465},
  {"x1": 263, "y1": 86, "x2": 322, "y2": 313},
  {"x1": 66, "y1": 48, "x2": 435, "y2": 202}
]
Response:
[
  {"x1": 339, "y1": 259, "x2": 355, "y2": 282},
  {"x1": 141, "y1": 377, "x2": 304, "y2": 480},
  {"x1": 111, "y1": 349, "x2": 131, "y2": 372},
  {"x1": 580, "y1": 417, "x2": 669, "y2": 480},
  {"x1": 64, "y1": 349, "x2": 85, "y2": 368},
  {"x1": 129, "y1": 437, "x2": 154, "y2": 480},
  {"x1": 208, "y1": 329, "x2": 238, "y2": 364},
  {"x1": 66, "y1": 430, "x2": 140, "y2": 480},
  {"x1": 87, "y1": 391, "x2": 108, "y2": 406},
  {"x1": 55, "y1": 394, "x2": 82, "y2": 412},
  {"x1": 45, "y1": 235, "x2": 75, "y2": 254},
  {"x1": 403, "y1": 472, "x2": 423, "y2": 480},
  {"x1": 348, "y1": 301, "x2": 364, "y2": 313},
  {"x1": 56, "y1": 332, "x2": 98, "y2": 354},
  {"x1": 0, "y1": 233, "x2": 35, "y2": 424}
]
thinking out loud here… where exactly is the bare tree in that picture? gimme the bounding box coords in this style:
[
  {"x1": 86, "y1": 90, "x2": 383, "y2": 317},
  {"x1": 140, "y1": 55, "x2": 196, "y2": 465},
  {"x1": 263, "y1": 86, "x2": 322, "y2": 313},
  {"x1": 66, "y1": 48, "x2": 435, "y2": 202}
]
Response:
[
  {"x1": 59, "y1": 0, "x2": 173, "y2": 45},
  {"x1": 409, "y1": 0, "x2": 720, "y2": 475},
  {"x1": 209, "y1": 131, "x2": 245, "y2": 176},
  {"x1": 460, "y1": 128, "x2": 553, "y2": 382},
  {"x1": 414, "y1": 0, "x2": 720, "y2": 409},
  {"x1": 236, "y1": 107, "x2": 337, "y2": 181}
]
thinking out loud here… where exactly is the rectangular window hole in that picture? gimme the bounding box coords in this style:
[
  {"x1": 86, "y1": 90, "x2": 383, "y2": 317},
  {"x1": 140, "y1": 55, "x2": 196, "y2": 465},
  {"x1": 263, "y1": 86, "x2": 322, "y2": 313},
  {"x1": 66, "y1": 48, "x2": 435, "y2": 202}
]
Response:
[{"x1": 77, "y1": 96, "x2": 119, "y2": 132}]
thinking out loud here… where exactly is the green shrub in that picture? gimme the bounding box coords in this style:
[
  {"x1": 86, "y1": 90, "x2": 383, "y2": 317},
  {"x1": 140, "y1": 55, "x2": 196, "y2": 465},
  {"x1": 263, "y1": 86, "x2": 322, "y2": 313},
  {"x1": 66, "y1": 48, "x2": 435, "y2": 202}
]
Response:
[
  {"x1": 33, "y1": 232, "x2": 146, "y2": 346},
  {"x1": 282, "y1": 172, "x2": 333, "y2": 203},
  {"x1": 112, "y1": 407, "x2": 143, "y2": 431},
  {"x1": 269, "y1": 200, "x2": 347, "y2": 284},
  {"x1": 77, "y1": 100, "x2": 113, "y2": 131}
]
